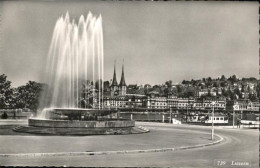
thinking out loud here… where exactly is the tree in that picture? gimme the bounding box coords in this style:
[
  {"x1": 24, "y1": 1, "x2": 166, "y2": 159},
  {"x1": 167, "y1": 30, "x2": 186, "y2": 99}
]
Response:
[
  {"x1": 206, "y1": 77, "x2": 213, "y2": 87},
  {"x1": 164, "y1": 87, "x2": 171, "y2": 96},
  {"x1": 0, "y1": 74, "x2": 15, "y2": 108},
  {"x1": 213, "y1": 81, "x2": 219, "y2": 88},
  {"x1": 183, "y1": 87, "x2": 196, "y2": 98},
  {"x1": 249, "y1": 93, "x2": 258, "y2": 102},
  {"x1": 191, "y1": 79, "x2": 196, "y2": 86},
  {"x1": 220, "y1": 75, "x2": 226, "y2": 81},
  {"x1": 207, "y1": 89, "x2": 211, "y2": 97},
  {"x1": 176, "y1": 85, "x2": 184, "y2": 95},
  {"x1": 95, "y1": 79, "x2": 103, "y2": 91},
  {"x1": 1, "y1": 112, "x2": 8, "y2": 119},
  {"x1": 220, "y1": 81, "x2": 227, "y2": 87},
  {"x1": 234, "y1": 87, "x2": 241, "y2": 98},
  {"x1": 165, "y1": 80, "x2": 172, "y2": 88},
  {"x1": 256, "y1": 81, "x2": 260, "y2": 98},
  {"x1": 15, "y1": 81, "x2": 42, "y2": 111},
  {"x1": 231, "y1": 75, "x2": 238, "y2": 83},
  {"x1": 103, "y1": 81, "x2": 110, "y2": 91}
]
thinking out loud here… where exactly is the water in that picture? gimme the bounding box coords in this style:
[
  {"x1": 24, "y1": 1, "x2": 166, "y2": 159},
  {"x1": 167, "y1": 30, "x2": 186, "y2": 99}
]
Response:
[{"x1": 39, "y1": 11, "x2": 104, "y2": 112}]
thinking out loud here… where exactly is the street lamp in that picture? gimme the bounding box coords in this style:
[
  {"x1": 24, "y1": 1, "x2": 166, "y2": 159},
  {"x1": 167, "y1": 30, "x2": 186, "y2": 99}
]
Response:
[
  {"x1": 186, "y1": 103, "x2": 189, "y2": 123},
  {"x1": 233, "y1": 104, "x2": 239, "y2": 129},
  {"x1": 169, "y1": 107, "x2": 172, "y2": 123},
  {"x1": 186, "y1": 100, "x2": 191, "y2": 123},
  {"x1": 211, "y1": 101, "x2": 216, "y2": 140}
]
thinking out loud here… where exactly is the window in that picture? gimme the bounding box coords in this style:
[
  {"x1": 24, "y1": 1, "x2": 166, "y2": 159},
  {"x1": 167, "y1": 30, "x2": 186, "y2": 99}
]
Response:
[{"x1": 216, "y1": 118, "x2": 219, "y2": 120}]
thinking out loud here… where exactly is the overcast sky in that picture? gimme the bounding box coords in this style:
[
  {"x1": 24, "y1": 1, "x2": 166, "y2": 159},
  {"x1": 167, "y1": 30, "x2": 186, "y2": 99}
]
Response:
[{"x1": 0, "y1": 1, "x2": 258, "y2": 87}]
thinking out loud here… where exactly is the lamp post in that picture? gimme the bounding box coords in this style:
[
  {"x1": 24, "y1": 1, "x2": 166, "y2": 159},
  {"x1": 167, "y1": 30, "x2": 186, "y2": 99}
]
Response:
[
  {"x1": 186, "y1": 99, "x2": 191, "y2": 123},
  {"x1": 211, "y1": 101, "x2": 216, "y2": 140},
  {"x1": 169, "y1": 107, "x2": 172, "y2": 123},
  {"x1": 233, "y1": 104, "x2": 239, "y2": 128},
  {"x1": 186, "y1": 103, "x2": 188, "y2": 123}
]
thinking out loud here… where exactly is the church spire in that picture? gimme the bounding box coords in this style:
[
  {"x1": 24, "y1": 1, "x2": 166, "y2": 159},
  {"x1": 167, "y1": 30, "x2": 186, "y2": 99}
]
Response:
[
  {"x1": 119, "y1": 59, "x2": 126, "y2": 86},
  {"x1": 111, "y1": 60, "x2": 118, "y2": 86}
]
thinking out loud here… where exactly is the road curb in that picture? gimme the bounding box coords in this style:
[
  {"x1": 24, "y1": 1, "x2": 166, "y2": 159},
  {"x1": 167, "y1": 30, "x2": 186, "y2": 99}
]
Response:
[
  {"x1": 0, "y1": 134, "x2": 223, "y2": 158},
  {"x1": 137, "y1": 126, "x2": 150, "y2": 132}
]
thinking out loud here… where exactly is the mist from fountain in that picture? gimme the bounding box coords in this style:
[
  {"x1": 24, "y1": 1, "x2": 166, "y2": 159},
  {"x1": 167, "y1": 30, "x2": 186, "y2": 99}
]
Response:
[{"x1": 39, "y1": 11, "x2": 104, "y2": 117}]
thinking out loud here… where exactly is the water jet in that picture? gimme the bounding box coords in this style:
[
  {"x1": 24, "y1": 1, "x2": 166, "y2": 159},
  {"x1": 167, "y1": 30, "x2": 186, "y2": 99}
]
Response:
[{"x1": 14, "y1": 11, "x2": 148, "y2": 135}]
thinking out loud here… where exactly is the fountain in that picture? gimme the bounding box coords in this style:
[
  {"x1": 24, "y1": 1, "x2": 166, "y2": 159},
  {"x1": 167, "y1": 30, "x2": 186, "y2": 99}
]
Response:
[{"x1": 13, "y1": 12, "x2": 148, "y2": 135}]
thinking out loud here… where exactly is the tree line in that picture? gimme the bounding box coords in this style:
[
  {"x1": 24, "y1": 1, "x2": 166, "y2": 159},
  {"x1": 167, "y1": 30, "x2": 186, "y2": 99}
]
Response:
[
  {"x1": 0, "y1": 74, "x2": 42, "y2": 111},
  {"x1": 1, "y1": 73, "x2": 259, "y2": 111}
]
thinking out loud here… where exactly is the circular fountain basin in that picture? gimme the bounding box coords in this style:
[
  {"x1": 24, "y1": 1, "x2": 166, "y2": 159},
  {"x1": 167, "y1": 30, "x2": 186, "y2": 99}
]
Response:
[
  {"x1": 28, "y1": 118, "x2": 135, "y2": 128},
  {"x1": 13, "y1": 108, "x2": 148, "y2": 135}
]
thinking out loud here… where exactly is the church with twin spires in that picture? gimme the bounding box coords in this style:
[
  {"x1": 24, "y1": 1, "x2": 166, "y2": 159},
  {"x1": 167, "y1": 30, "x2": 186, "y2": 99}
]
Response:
[{"x1": 110, "y1": 62, "x2": 126, "y2": 96}]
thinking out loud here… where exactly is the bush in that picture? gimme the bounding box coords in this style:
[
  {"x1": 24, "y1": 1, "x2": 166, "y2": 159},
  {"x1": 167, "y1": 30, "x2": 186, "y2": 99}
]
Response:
[{"x1": 1, "y1": 112, "x2": 8, "y2": 119}]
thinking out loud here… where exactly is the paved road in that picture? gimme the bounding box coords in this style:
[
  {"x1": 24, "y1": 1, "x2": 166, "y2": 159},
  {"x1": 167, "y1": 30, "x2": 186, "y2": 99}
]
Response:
[
  {"x1": 0, "y1": 122, "x2": 258, "y2": 167},
  {"x1": 0, "y1": 124, "x2": 217, "y2": 154}
]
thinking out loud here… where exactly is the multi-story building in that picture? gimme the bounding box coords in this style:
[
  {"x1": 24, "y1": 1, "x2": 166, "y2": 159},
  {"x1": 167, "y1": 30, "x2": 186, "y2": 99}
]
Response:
[
  {"x1": 233, "y1": 99, "x2": 248, "y2": 111},
  {"x1": 202, "y1": 98, "x2": 226, "y2": 110},
  {"x1": 192, "y1": 98, "x2": 226, "y2": 110},
  {"x1": 193, "y1": 99, "x2": 204, "y2": 109},
  {"x1": 104, "y1": 63, "x2": 229, "y2": 111},
  {"x1": 125, "y1": 94, "x2": 146, "y2": 108},
  {"x1": 167, "y1": 95, "x2": 178, "y2": 109},
  {"x1": 247, "y1": 101, "x2": 260, "y2": 111},
  {"x1": 233, "y1": 99, "x2": 259, "y2": 112},
  {"x1": 103, "y1": 96, "x2": 127, "y2": 108},
  {"x1": 147, "y1": 96, "x2": 168, "y2": 109},
  {"x1": 177, "y1": 98, "x2": 195, "y2": 109},
  {"x1": 103, "y1": 94, "x2": 146, "y2": 109},
  {"x1": 196, "y1": 89, "x2": 216, "y2": 97}
]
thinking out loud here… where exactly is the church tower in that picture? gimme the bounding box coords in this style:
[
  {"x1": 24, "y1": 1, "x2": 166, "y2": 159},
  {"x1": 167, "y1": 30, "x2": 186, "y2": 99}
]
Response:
[
  {"x1": 119, "y1": 62, "x2": 127, "y2": 96},
  {"x1": 111, "y1": 62, "x2": 118, "y2": 96}
]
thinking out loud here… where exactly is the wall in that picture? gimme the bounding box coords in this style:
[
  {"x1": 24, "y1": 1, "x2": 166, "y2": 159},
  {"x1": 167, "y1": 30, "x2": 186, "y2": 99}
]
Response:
[{"x1": 29, "y1": 119, "x2": 135, "y2": 128}]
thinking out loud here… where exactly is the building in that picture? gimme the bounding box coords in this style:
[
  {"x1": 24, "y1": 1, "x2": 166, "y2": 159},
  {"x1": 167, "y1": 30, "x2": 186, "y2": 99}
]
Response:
[
  {"x1": 196, "y1": 89, "x2": 217, "y2": 98},
  {"x1": 103, "y1": 95, "x2": 146, "y2": 109},
  {"x1": 103, "y1": 62, "x2": 229, "y2": 111},
  {"x1": 125, "y1": 95, "x2": 146, "y2": 108},
  {"x1": 205, "y1": 114, "x2": 229, "y2": 124},
  {"x1": 193, "y1": 99, "x2": 204, "y2": 110},
  {"x1": 167, "y1": 95, "x2": 178, "y2": 109},
  {"x1": 202, "y1": 98, "x2": 226, "y2": 110},
  {"x1": 110, "y1": 62, "x2": 126, "y2": 96},
  {"x1": 103, "y1": 62, "x2": 147, "y2": 109},
  {"x1": 118, "y1": 64, "x2": 127, "y2": 96},
  {"x1": 247, "y1": 101, "x2": 260, "y2": 111},
  {"x1": 233, "y1": 99, "x2": 259, "y2": 112},
  {"x1": 177, "y1": 98, "x2": 195, "y2": 109},
  {"x1": 103, "y1": 96, "x2": 127, "y2": 108},
  {"x1": 110, "y1": 64, "x2": 118, "y2": 96},
  {"x1": 147, "y1": 96, "x2": 168, "y2": 109}
]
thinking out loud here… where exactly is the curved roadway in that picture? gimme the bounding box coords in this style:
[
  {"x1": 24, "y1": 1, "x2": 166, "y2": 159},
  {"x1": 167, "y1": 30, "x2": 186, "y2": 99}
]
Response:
[{"x1": 0, "y1": 122, "x2": 258, "y2": 167}]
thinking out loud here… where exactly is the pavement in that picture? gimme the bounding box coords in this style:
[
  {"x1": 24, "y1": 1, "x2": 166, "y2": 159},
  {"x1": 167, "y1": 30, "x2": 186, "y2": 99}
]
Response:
[
  {"x1": 0, "y1": 120, "x2": 258, "y2": 167},
  {"x1": 0, "y1": 123, "x2": 219, "y2": 154},
  {"x1": 139, "y1": 121, "x2": 259, "y2": 129}
]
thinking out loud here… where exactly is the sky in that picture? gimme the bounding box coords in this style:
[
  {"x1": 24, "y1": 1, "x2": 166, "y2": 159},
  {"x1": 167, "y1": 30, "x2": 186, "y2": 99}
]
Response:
[{"x1": 0, "y1": 1, "x2": 258, "y2": 87}]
